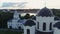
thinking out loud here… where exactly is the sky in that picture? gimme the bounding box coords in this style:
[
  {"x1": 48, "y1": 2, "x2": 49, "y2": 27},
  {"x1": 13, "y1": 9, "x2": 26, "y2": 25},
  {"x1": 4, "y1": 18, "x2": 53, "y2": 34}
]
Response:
[{"x1": 0, "y1": 0, "x2": 60, "y2": 9}]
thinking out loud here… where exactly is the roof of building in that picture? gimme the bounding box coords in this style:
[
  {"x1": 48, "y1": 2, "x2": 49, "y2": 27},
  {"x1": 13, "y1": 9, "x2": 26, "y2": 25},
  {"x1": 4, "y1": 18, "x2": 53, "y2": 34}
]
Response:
[
  {"x1": 54, "y1": 16, "x2": 60, "y2": 20},
  {"x1": 18, "y1": 19, "x2": 26, "y2": 23},
  {"x1": 37, "y1": 7, "x2": 54, "y2": 16},
  {"x1": 32, "y1": 16, "x2": 36, "y2": 20},
  {"x1": 8, "y1": 20, "x2": 12, "y2": 22},
  {"x1": 54, "y1": 22, "x2": 60, "y2": 29},
  {"x1": 24, "y1": 20, "x2": 36, "y2": 26}
]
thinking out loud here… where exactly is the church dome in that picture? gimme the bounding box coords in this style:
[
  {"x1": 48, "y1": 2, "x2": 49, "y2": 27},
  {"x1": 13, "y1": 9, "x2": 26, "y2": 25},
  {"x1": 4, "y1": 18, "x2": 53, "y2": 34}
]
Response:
[
  {"x1": 24, "y1": 20, "x2": 36, "y2": 26},
  {"x1": 37, "y1": 7, "x2": 54, "y2": 16}
]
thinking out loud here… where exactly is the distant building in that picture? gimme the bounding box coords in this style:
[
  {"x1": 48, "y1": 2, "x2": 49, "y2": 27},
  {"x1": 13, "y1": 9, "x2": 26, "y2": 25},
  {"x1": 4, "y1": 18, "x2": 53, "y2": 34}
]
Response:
[
  {"x1": 7, "y1": 7, "x2": 60, "y2": 34},
  {"x1": 7, "y1": 10, "x2": 26, "y2": 29}
]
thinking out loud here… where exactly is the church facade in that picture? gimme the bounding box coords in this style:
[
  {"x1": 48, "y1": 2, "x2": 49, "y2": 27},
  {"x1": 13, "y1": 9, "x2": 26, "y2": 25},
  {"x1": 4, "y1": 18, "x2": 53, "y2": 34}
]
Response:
[
  {"x1": 7, "y1": 10, "x2": 26, "y2": 29},
  {"x1": 7, "y1": 7, "x2": 60, "y2": 34}
]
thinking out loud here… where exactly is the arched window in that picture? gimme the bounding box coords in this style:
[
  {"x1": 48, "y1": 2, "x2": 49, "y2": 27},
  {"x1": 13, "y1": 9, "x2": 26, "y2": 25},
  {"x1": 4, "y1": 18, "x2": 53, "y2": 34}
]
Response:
[
  {"x1": 37, "y1": 22, "x2": 39, "y2": 29},
  {"x1": 43, "y1": 23, "x2": 46, "y2": 31},
  {"x1": 49, "y1": 23, "x2": 52, "y2": 30},
  {"x1": 9, "y1": 26, "x2": 12, "y2": 29},
  {"x1": 27, "y1": 29, "x2": 30, "y2": 34},
  {"x1": 19, "y1": 27, "x2": 21, "y2": 30}
]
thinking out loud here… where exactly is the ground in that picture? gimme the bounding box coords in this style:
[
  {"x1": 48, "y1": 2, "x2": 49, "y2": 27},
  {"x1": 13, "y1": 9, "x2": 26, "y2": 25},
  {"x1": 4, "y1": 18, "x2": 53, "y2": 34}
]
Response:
[{"x1": 0, "y1": 29, "x2": 22, "y2": 34}]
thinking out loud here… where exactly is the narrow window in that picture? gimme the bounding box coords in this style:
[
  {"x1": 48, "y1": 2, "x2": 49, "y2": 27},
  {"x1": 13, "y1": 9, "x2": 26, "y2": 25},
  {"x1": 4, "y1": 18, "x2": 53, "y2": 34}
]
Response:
[
  {"x1": 9, "y1": 26, "x2": 12, "y2": 29},
  {"x1": 43, "y1": 23, "x2": 46, "y2": 31},
  {"x1": 19, "y1": 27, "x2": 21, "y2": 30},
  {"x1": 50, "y1": 23, "x2": 52, "y2": 30},
  {"x1": 27, "y1": 29, "x2": 30, "y2": 34},
  {"x1": 37, "y1": 22, "x2": 39, "y2": 29}
]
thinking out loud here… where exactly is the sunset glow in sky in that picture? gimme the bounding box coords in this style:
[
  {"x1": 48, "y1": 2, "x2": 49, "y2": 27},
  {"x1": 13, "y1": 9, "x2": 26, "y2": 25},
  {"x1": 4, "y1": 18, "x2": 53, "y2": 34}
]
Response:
[{"x1": 0, "y1": 0, "x2": 60, "y2": 9}]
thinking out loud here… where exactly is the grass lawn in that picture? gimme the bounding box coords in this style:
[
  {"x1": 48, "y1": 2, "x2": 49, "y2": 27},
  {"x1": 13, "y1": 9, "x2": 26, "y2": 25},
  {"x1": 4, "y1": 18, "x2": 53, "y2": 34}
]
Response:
[{"x1": 0, "y1": 30, "x2": 22, "y2": 34}]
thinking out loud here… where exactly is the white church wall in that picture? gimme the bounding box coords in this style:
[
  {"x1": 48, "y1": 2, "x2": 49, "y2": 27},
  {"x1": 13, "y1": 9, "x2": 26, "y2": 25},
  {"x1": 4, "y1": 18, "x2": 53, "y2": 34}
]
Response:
[
  {"x1": 30, "y1": 26, "x2": 35, "y2": 34},
  {"x1": 12, "y1": 23, "x2": 18, "y2": 29},
  {"x1": 54, "y1": 27, "x2": 60, "y2": 34}
]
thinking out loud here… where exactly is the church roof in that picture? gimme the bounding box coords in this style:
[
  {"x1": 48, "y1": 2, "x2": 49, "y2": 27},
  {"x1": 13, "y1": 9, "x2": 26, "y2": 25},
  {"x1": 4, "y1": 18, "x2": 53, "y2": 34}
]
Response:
[
  {"x1": 32, "y1": 16, "x2": 36, "y2": 20},
  {"x1": 24, "y1": 20, "x2": 36, "y2": 26},
  {"x1": 54, "y1": 22, "x2": 60, "y2": 29},
  {"x1": 8, "y1": 19, "x2": 12, "y2": 22},
  {"x1": 18, "y1": 19, "x2": 25, "y2": 23},
  {"x1": 54, "y1": 16, "x2": 60, "y2": 20},
  {"x1": 37, "y1": 7, "x2": 54, "y2": 16}
]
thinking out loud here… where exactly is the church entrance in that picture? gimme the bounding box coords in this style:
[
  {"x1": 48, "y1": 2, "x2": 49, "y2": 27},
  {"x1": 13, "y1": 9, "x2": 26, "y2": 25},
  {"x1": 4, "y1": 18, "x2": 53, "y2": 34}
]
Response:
[{"x1": 27, "y1": 29, "x2": 30, "y2": 34}]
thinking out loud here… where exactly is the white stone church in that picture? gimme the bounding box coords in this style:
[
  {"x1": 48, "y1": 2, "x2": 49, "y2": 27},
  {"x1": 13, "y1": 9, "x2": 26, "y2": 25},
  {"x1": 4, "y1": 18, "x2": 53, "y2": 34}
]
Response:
[{"x1": 7, "y1": 7, "x2": 60, "y2": 34}]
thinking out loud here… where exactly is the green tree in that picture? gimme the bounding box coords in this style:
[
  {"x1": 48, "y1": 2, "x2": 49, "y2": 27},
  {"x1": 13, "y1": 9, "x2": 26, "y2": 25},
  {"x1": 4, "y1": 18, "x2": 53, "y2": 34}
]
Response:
[
  {"x1": 24, "y1": 13, "x2": 30, "y2": 19},
  {"x1": 0, "y1": 11, "x2": 13, "y2": 28}
]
